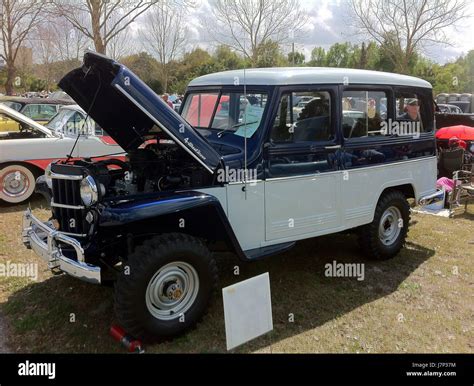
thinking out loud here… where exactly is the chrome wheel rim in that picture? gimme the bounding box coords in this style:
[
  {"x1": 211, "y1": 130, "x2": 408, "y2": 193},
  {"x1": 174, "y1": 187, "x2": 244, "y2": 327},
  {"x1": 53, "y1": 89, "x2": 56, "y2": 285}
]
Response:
[
  {"x1": 145, "y1": 262, "x2": 199, "y2": 321},
  {"x1": 378, "y1": 206, "x2": 402, "y2": 246},
  {"x1": 1, "y1": 170, "x2": 29, "y2": 198}
]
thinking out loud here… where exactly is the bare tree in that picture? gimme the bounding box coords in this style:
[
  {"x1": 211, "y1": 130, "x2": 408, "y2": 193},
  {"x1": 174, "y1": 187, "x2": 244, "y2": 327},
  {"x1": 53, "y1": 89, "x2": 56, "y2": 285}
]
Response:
[
  {"x1": 51, "y1": 0, "x2": 158, "y2": 55},
  {"x1": 0, "y1": 0, "x2": 46, "y2": 94},
  {"x1": 349, "y1": 0, "x2": 470, "y2": 73},
  {"x1": 51, "y1": 16, "x2": 90, "y2": 62},
  {"x1": 141, "y1": 1, "x2": 187, "y2": 92},
  {"x1": 107, "y1": 25, "x2": 133, "y2": 60},
  {"x1": 33, "y1": 25, "x2": 57, "y2": 90},
  {"x1": 205, "y1": 0, "x2": 308, "y2": 66}
]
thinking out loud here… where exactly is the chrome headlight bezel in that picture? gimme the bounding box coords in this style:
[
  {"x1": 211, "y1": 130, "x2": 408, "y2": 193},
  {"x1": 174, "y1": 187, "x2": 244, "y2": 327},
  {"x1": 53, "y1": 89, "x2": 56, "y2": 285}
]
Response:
[{"x1": 80, "y1": 175, "x2": 98, "y2": 206}]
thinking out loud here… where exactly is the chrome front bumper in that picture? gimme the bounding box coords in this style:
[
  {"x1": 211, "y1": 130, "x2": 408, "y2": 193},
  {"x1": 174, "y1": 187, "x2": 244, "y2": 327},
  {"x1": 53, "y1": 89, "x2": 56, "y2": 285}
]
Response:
[{"x1": 22, "y1": 209, "x2": 101, "y2": 284}]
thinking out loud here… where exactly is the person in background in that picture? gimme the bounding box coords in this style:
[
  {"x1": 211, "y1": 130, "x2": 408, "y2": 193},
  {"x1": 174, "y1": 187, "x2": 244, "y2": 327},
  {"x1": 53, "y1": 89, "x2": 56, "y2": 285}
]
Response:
[
  {"x1": 162, "y1": 93, "x2": 174, "y2": 109},
  {"x1": 399, "y1": 98, "x2": 420, "y2": 121}
]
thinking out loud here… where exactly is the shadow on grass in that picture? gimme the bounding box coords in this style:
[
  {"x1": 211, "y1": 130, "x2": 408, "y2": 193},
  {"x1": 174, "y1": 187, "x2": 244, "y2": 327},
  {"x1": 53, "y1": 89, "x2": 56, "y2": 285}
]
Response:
[
  {"x1": 0, "y1": 194, "x2": 49, "y2": 213},
  {"x1": 2, "y1": 232, "x2": 434, "y2": 353}
]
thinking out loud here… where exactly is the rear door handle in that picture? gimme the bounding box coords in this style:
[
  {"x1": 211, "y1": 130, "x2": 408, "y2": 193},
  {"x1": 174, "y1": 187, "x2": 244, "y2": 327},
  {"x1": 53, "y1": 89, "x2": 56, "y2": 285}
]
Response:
[{"x1": 324, "y1": 144, "x2": 341, "y2": 150}]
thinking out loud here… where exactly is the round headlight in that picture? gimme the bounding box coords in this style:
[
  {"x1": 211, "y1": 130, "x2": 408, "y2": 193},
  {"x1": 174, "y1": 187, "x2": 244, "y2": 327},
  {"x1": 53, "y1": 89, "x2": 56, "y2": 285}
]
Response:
[
  {"x1": 44, "y1": 163, "x2": 52, "y2": 189},
  {"x1": 80, "y1": 175, "x2": 98, "y2": 206}
]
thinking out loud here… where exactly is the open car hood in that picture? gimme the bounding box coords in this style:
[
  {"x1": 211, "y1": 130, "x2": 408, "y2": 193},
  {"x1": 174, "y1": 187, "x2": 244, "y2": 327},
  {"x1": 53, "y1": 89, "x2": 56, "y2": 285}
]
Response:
[{"x1": 59, "y1": 51, "x2": 222, "y2": 174}]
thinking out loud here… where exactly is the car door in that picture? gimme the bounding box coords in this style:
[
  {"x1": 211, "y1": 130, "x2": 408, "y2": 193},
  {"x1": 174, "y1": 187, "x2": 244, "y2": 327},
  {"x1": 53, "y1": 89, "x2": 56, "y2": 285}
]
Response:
[{"x1": 264, "y1": 87, "x2": 343, "y2": 242}]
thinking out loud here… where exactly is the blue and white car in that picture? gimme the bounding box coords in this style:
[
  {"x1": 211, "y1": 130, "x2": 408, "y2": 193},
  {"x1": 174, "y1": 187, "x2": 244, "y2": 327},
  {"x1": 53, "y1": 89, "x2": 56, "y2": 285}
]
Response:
[{"x1": 23, "y1": 52, "x2": 437, "y2": 342}]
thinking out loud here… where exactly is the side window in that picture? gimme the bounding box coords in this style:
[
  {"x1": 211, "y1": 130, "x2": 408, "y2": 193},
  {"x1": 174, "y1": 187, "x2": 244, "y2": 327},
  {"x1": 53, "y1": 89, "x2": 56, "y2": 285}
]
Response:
[
  {"x1": 20, "y1": 104, "x2": 36, "y2": 119},
  {"x1": 64, "y1": 112, "x2": 87, "y2": 136},
  {"x1": 21, "y1": 104, "x2": 57, "y2": 120},
  {"x1": 39, "y1": 105, "x2": 58, "y2": 120},
  {"x1": 395, "y1": 91, "x2": 429, "y2": 133},
  {"x1": 342, "y1": 90, "x2": 388, "y2": 139},
  {"x1": 270, "y1": 91, "x2": 332, "y2": 142}
]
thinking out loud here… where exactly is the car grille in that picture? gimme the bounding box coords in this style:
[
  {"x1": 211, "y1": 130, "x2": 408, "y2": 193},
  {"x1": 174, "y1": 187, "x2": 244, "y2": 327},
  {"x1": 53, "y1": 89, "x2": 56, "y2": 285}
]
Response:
[{"x1": 50, "y1": 163, "x2": 90, "y2": 237}]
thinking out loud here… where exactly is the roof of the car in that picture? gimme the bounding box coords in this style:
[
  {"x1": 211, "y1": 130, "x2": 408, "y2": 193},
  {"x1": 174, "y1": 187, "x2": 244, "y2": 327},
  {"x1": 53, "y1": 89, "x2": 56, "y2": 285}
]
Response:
[
  {"x1": 0, "y1": 96, "x2": 74, "y2": 105},
  {"x1": 188, "y1": 67, "x2": 432, "y2": 89},
  {"x1": 59, "y1": 104, "x2": 85, "y2": 113}
]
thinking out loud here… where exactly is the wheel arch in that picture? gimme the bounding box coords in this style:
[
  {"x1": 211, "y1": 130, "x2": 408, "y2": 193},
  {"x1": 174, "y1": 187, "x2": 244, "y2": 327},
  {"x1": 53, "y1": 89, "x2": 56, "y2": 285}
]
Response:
[
  {"x1": 0, "y1": 161, "x2": 44, "y2": 178},
  {"x1": 99, "y1": 193, "x2": 247, "y2": 261}
]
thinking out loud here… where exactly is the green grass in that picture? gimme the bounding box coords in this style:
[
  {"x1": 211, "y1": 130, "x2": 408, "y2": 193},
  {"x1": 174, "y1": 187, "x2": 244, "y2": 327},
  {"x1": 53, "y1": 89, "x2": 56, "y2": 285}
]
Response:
[{"x1": 0, "y1": 195, "x2": 473, "y2": 353}]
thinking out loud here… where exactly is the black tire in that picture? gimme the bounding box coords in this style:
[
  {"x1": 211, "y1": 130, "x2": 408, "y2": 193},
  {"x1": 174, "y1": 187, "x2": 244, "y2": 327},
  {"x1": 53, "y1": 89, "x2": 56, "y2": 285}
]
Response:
[
  {"x1": 114, "y1": 233, "x2": 218, "y2": 342},
  {"x1": 358, "y1": 190, "x2": 410, "y2": 260}
]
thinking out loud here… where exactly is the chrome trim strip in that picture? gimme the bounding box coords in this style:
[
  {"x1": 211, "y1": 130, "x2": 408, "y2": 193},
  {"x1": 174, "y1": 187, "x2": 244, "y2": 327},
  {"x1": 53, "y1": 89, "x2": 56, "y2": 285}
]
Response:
[
  {"x1": 51, "y1": 201, "x2": 85, "y2": 210},
  {"x1": 51, "y1": 172, "x2": 83, "y2": 181},
  {"x1": 59, "y1": 231, "x2": 87, "y2": 237},
  {"x1": 114, "y1": 84, "x2": 215, "y2": 174},
  {"x1": 265, "y1": 156, "x2": 437, "y2": 182}
]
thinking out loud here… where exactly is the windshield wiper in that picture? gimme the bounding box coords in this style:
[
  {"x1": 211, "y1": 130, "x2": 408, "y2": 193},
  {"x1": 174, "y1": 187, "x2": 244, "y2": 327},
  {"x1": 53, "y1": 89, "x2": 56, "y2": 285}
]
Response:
[{"x1": 216, "y1": 121, "x2": 259, "y2": 138}]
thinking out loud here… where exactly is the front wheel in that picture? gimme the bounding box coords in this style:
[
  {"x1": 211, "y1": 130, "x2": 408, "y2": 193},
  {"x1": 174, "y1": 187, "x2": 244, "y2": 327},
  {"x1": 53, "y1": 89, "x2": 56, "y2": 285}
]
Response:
[
  {"x1": 0, "y1": 164, "x2": 37, "y2": 204},
  {"x1": 114, "y1": 233, "x2": 218, "y2": 342},
  {"x1": 358, "y1": 190, "x2": 410, "y2": 260}
]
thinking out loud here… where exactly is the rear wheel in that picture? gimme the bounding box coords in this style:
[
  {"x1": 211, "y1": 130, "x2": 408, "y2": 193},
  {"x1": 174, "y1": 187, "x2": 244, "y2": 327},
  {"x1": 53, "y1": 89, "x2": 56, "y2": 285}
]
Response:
[
  {"x1": 114, "y1": 233, "x2": 218, "y2": 342},
  {"x1": 0, "y1": 164, "x2": 37, "y2": 204},
  {"x1": 358, "y1": 190, "x2": 410, "y2": 260}
]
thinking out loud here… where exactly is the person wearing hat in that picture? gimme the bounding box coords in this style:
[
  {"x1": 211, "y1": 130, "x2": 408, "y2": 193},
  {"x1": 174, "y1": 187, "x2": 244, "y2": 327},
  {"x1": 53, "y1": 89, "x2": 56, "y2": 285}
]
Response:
[{"x1": 399, "y1": 98, "x2": 420, "y2": 121}]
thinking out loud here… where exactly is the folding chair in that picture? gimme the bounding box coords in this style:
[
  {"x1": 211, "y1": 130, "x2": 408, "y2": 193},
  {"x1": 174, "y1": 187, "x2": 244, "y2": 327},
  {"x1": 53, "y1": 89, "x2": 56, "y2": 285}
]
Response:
[{"x1": 450, "y1": 163, "x2": 474, "y2": 214}]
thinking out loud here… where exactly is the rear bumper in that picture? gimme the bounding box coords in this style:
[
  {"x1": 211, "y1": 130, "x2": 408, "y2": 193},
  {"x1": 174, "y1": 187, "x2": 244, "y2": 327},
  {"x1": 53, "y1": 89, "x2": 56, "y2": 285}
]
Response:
[
  {"x1": 418, "y1": 189, "x2": 444, "y2": 206},
  {"x1": 22, "y1": 209, "x2": 101, "y2": 284}
]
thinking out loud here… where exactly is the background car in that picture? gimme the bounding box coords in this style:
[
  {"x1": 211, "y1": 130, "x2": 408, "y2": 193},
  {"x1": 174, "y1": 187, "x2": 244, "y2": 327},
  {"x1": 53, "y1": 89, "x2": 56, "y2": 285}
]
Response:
[
  {"x1": 437, "y1": 103, "x2": 463, "y2": 114},
  {"x1": 0, "y1": 104, "x2": 123, "y2": 204},
  {"x1": 0, "y1": 96, "x2": 74, "y2": 131}
]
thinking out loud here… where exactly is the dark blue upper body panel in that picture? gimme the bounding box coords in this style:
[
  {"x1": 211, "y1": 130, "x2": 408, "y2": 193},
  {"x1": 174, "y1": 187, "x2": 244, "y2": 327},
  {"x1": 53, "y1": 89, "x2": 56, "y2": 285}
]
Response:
[
  {"x1": 58, "y1": 51, "x2": 222, "y2": 173},
  {"x1": 99, "y1": 190, "x2": 220, "y2": 226}
]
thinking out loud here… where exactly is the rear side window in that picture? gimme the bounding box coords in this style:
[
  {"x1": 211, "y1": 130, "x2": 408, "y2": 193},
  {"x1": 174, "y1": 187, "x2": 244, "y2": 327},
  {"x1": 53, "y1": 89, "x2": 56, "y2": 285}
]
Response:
[
  {"x1": 394, "y1": 90, "x2": 433, "y2": 132},
  {"x1": 342, "y1": 90, "x2": 388, "y2": 139},
  {"x1": 271, "y1": 91, "x2": 332, "y2": 142}
]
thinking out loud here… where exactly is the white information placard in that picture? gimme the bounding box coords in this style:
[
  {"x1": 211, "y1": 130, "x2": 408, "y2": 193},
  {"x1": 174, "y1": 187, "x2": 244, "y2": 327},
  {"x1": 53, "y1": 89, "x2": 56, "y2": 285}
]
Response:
[{"x1": 222, "y1": 272, "x2": 273, "y2": 350}]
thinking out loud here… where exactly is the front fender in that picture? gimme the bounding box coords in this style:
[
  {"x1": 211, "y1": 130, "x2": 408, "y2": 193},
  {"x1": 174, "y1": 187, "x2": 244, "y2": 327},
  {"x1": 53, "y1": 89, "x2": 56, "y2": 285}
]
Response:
[{"x1": 99, "y1": 191, "x2": 247, "y2": 260}]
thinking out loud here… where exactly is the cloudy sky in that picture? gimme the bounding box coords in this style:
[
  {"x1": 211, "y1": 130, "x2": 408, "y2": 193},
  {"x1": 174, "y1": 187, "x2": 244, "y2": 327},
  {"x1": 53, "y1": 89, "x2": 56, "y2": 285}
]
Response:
[{"x1": 181, "y1": 0, "x2": 474, "y2": 64}]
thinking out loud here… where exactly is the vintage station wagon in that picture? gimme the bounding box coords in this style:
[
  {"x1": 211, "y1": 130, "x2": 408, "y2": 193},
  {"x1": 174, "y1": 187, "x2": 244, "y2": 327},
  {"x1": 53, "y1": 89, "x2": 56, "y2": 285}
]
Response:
[{"x1": 22, "y1": 52, "x2": 437, "y2": 342}]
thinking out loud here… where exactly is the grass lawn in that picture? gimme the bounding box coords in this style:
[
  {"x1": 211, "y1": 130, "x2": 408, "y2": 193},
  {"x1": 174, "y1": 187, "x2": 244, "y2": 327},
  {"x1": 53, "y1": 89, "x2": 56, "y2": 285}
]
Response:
[{"x1": 0, "y1": 195, "x2": 473, "y2": 353}]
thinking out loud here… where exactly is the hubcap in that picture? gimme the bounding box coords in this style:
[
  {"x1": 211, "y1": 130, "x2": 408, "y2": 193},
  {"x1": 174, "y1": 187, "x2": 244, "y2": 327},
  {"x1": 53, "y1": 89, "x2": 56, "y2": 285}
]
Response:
[
  {"x1": 1, "y1": 170, "x2": 29, "y2": 198},
  {"x1": 378, "y1": 206, "x2": 402, "y2": 246},
  {"x1": 145, "y1": 262, "x2": 199, "y2": 321}
]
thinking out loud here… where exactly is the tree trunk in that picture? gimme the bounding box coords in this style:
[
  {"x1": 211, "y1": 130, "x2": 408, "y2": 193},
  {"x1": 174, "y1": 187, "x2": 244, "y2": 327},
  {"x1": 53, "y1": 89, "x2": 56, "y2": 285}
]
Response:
[
  {"x1": 5, "y1": 64, "x2": 16, "y2": 96},
  {"x1": 90, "y1": 0, "x2": 106, "y2": 54}
]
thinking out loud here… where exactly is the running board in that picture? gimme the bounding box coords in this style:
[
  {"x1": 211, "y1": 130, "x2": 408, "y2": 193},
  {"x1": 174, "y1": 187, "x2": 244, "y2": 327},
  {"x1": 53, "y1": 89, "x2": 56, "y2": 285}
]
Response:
[{"x1": 243, "y1": 241, "x2": 296, "y2": 260}]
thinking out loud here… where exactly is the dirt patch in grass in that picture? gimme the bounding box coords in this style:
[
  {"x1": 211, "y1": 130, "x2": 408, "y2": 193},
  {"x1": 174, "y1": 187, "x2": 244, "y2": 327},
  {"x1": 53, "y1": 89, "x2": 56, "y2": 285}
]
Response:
[{"x1": 1, "y1": 196, "x2": 473, "y2": 353}]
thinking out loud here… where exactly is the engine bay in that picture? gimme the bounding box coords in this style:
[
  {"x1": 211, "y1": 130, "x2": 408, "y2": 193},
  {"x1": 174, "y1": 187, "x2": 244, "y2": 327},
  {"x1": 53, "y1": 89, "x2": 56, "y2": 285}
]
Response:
[{"x1": 70, "y1": 139, "x2": 213, "y2": 199}]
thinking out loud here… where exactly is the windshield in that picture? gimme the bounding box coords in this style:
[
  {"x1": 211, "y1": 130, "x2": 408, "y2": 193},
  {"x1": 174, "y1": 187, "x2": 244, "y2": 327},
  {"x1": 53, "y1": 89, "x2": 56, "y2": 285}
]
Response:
[
  {"x1": 181, "y1": 91, "x2": 268, "y2": 140},
  {"x1": 47, "y1": 108, "x2": 95, "y2": 136}
]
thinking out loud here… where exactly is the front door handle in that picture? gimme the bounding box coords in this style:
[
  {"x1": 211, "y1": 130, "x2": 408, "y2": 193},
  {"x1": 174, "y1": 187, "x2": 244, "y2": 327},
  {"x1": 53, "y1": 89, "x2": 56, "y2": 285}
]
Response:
[{"x1": 324, "y1": 144, "x2": 341, "y2": 150}]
